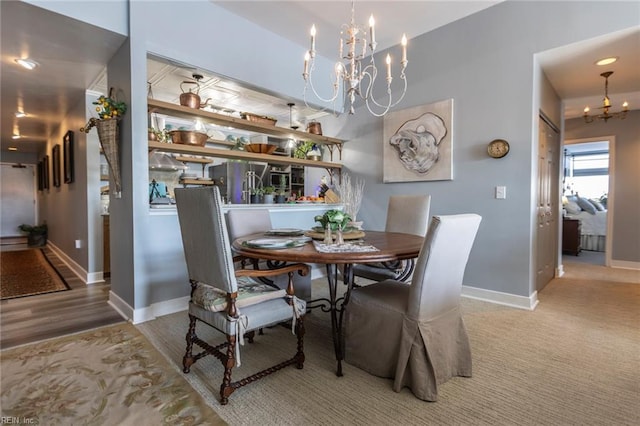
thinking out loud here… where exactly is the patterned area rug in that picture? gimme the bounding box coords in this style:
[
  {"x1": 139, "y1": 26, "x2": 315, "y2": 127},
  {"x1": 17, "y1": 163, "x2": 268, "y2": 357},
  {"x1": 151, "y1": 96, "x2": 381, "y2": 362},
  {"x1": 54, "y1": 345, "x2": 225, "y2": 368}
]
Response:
[
  {"x1": 0, "y1": 323, "x2": 226, "y2": 425},
  {"x1": 0, "y1": 248, "x2": 69, "y2": 300}
]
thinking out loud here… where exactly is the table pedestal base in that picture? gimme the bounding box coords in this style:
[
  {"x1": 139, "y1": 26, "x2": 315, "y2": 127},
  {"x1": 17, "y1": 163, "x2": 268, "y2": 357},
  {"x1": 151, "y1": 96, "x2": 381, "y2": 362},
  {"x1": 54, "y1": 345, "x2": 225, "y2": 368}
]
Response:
[{"x1": 307, "y1": 263, "x2": 354, "y2": 376}]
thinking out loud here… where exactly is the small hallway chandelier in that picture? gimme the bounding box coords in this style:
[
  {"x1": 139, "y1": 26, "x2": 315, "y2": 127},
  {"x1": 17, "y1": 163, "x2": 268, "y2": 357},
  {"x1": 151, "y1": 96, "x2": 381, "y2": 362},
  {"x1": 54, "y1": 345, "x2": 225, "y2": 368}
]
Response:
[
  {"x1": 302, "y1": 1, "x2": 408, "y2": 117},
  {"x1": 583, "y1": 71, "x2": 629, "y2": 123}
]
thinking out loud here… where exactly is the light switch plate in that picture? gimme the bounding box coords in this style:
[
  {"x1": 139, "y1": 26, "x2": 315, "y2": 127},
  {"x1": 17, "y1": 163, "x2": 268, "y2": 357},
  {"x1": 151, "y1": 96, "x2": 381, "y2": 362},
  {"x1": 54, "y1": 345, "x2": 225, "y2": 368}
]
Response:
[{"x1": 496, "y1": 186, "x2": 506, "y2": 199}]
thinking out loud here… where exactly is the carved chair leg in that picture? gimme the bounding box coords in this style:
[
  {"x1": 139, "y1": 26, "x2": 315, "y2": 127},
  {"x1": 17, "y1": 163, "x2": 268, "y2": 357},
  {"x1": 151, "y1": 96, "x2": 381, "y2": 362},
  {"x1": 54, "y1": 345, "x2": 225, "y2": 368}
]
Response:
[
  {"x1": 220, "y1": 334, "x2": 237, "y2": 405},
  {"x1": 295, "y1": 317, "x2": 305, "y2": 369},
  {"x1": 245, "y1": 330, "x2": 255, "y2": 343},
  {"x1": 183, "y1": 314, "x2": 197, "y2": 373}
]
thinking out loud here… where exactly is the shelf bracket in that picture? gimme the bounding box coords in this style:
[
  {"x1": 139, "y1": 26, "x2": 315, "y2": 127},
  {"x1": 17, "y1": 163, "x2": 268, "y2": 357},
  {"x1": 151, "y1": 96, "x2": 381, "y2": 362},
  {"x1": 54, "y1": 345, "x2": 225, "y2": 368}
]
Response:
[
  {"x1": 326, "y1": 144, "x2": 343, "y2": 162},
  {"x1": 325, "y1": 168, "x2": 342, "y2": 186}
]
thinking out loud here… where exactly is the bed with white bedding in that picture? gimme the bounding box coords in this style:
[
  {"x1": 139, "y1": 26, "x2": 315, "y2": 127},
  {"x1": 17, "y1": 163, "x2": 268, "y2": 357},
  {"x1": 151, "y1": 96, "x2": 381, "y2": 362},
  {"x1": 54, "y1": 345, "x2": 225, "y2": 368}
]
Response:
[{"x1": 565, "y1": 209, "x2": 607, "y2": 252}]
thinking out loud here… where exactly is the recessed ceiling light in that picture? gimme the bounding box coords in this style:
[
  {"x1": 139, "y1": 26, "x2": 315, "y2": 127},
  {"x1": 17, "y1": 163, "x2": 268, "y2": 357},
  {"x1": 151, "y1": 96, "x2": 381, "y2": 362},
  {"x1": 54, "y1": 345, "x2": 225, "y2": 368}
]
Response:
[
  {"x1": 595, "y1": 56, "x2": 618, "y2": 66},
  {"x1": 15, "y1": 111, "x2": 27, "y2": 118},
  {"x1": 8, "y1": 147, "x2": 18, "y2": 151},
  {"x1": 15, "y1": 58, "x2": 39, "y2": 70}
]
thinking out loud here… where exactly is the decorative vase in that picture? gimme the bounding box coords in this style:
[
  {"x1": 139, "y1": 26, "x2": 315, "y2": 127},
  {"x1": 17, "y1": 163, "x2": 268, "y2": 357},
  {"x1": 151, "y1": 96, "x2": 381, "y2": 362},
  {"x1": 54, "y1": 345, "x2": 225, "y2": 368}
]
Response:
[
  {"x1": 335, "y1": 227, "x2": 344, "y2": 245},
  {"x1": 323, "y1": 224, "x2": 333, "y2": 245}
]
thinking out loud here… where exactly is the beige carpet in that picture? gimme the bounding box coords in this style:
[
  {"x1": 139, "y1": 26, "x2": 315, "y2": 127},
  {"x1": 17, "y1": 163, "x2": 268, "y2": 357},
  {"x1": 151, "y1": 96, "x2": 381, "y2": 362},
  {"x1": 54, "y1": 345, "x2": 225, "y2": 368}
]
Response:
[
  {"x1": 0, "y1": 323, "x2": 226, "y2": 425},
  {"x1": 0, "y1": 248, "x2": 69, "y2": 300},
  {"x1": 138, "y1": 263, "x2": 640, "y2": 425}
]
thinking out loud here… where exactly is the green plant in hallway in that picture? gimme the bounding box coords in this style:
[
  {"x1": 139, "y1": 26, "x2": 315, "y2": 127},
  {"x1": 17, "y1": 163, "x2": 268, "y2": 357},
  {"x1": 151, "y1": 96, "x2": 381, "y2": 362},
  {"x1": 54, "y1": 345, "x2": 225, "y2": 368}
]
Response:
[{"x1": 18, "y1": 223, "x2": 48, "y2": 247}]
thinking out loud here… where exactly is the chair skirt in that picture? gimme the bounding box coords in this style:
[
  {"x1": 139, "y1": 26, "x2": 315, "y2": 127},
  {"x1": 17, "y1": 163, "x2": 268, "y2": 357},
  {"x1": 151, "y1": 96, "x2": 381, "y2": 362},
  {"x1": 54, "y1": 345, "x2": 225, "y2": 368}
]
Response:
[
  {"x1": 345, "y1": 281, "x2": 472, "y2": 401},
  {"x1": 393, "y1": 308, "x2": 472, "y2": 401},
  {"x1": 345, "y1": 281, "x2": 409, "y2": 378}
]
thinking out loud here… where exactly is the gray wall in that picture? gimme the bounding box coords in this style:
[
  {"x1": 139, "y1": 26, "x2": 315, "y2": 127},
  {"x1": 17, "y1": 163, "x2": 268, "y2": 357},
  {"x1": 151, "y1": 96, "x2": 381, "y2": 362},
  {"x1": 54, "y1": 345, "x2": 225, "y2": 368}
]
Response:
[
  {"x1": 565, "y1": 110, "x2": 640, "y2": 263},
  {"x1": 24, "y1": 1, "x2": 639, "y2": 317},
  {"x1": 320, "y1": 0, "x2": 639, "y2": 298},
  {"x1": 105, "y1": 0, "x2": 339, "y2": 313}
]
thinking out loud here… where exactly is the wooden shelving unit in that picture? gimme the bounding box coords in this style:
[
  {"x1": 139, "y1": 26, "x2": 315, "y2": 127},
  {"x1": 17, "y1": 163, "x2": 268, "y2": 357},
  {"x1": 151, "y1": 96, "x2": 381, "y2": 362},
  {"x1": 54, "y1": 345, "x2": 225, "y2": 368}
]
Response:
[
  {"x1": 175, "y1": 156, "x2": 213, "y2": 164},
  {"x1": 147, "y1": 98, "x2": 344, "y2": 185},
  {"x1": 179, "y1": 178, "x2": 214, "y2": 186},
  {"x1": 148, "y1": 141, "x2": 342, "y2": 173}
]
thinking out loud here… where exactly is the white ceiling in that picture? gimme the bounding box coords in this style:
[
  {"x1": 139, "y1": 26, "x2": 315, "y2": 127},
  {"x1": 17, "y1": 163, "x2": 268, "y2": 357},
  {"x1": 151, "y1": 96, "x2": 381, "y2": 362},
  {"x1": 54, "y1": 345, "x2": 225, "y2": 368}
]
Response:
[
  {"x1": 0, "y1": 1, "x2": 125, "y2": 153},
  {"x1": 1, "y1": 1, "x2": 638, "y2": 154}
]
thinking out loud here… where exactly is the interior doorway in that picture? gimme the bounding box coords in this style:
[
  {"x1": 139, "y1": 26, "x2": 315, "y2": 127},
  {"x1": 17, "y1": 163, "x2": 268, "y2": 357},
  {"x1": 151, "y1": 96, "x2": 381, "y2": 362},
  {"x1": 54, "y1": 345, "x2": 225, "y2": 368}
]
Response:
[
  {"x1": 0, "y1": 163, "x2": 36, "y2": 237},
  {"x1": 562, "y1": 137, "x2": 614, "y2": 267}
]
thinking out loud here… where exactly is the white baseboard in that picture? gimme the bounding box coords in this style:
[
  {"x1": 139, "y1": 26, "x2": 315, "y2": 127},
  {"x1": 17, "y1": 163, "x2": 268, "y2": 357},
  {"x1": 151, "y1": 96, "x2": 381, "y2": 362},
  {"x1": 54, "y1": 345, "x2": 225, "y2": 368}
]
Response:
[
  {"x1": 46, "y1": 242, "x2": 106, "y2": 284},
  {"x1": 46, "y1": 242, "x2": 87, "y2": 284},
  {"x1": 462, "y1": 285, "x2": 538, "y2": 310},
  {"x1": 131, "y1": 296, "x2": 190, "y2": 324},
  {"x1": 109, "y1": 290, "x2": 190, "y2": 324},
  {"x1": 610, "y1": 259, "x2": 640, "y2": 271},
  {"x1": 108, "y1": 290, "x2": 133, "y2": 321}
]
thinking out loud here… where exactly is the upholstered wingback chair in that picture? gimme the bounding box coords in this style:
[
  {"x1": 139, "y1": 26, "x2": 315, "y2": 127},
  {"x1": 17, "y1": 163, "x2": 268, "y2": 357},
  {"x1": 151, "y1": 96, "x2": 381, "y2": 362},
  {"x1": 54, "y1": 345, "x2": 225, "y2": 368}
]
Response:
[
  {"x1": 345, "y1": 214, "x2": 481, "y2": 401},
  {"x1": 175, "y1": 186, "x2": 309, "y2": 405}
]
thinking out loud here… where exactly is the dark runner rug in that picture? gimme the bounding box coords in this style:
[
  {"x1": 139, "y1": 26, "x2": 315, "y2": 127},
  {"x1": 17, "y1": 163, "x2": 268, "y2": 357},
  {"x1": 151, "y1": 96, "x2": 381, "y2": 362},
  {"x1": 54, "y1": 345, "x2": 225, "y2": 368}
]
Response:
[{"x1": 0, "y1": 249, "x2": 69, "y2": 300}]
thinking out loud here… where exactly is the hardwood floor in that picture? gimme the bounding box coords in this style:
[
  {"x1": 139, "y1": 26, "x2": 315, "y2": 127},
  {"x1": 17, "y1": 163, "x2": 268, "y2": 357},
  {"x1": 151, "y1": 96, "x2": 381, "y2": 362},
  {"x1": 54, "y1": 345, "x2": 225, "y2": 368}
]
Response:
[{"x1": 0, "y1": 244, "x2": 125, "y2": 349}]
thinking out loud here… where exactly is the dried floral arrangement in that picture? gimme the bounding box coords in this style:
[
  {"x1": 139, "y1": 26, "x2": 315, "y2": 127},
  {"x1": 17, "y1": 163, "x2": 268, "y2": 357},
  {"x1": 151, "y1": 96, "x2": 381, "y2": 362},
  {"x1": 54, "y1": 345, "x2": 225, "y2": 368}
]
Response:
[{"x1": 336, "y1": 173, "x2": 365, "y2": 222}]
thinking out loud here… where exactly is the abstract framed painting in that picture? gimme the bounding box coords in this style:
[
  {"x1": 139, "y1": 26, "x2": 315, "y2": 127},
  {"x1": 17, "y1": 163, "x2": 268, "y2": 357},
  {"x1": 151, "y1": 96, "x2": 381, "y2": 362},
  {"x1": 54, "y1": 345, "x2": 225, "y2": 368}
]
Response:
[
  {"x1": 63, "y1": 130, "x2": 74, "y2": 184},
  {"x1": 52, "y1": 144, "x2": 61, "y2": 187},
  {"x1": 43, "y1": 155, "x2": 50, "y2": 190},
  {"x1": 37, "y1": 161, "x2": 44, "y2": 191},
  {"x1": 383, "y1": 99, "x2": 454, "y2": 183}
]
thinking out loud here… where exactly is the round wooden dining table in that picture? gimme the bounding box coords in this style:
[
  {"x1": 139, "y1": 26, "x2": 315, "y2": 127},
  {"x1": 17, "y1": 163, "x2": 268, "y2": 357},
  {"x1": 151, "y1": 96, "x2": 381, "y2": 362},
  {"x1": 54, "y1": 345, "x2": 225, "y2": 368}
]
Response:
[{"x1": 232, "y1": 230, "x2": 424, "y2": 376}]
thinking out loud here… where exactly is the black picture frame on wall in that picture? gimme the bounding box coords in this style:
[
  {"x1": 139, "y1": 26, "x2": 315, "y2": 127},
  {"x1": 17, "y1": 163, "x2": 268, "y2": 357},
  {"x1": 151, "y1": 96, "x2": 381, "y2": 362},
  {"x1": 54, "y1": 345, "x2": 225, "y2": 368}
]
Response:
[
  {"x1": 63, "y1": 130, "x2": 74, "y2": 183},
  {"x1": 43, "y1": 155, "x2": 50, "y2": 189},
  {"x1": 52, "y1": 144, "x2": 61, "y2": 187},
  {"x1": 37, "y1": 161, "x2": 44, "y2": 191}
]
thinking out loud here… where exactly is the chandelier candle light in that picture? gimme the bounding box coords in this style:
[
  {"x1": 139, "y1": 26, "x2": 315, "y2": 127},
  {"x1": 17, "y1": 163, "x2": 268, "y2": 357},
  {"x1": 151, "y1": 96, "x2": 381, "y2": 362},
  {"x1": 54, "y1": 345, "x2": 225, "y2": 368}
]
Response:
[
  {"x1": 583, "y1": 71, "x2": 629, "y2": 123},
  {"x1": 303, "y1": 1, "x2": 408, "y2": 116}
]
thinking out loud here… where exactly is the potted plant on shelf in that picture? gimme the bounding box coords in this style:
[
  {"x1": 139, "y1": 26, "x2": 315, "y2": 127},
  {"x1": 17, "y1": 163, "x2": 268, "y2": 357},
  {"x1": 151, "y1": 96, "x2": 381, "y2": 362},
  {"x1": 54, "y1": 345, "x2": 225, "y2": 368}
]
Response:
[
  {"x1": 276, "y1": 174, "x2": 288, "y2": 203},
  {"x1": 262, "y1": 186, "x2": 275, "y2": 204},
  {"x1": 275, "y1": 189, "x2": 288, "y2": 204},
  {"x1": 250, "y1": 187, "x2": 263, "y2": 204},
  {"x1": 18, "y1": 223, "x2": 48, "y2": 247}
]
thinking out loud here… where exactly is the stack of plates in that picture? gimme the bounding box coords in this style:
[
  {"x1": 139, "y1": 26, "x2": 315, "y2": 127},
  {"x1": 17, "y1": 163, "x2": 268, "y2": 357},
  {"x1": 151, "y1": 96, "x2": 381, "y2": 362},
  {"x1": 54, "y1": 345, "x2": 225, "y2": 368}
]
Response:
[
  {"x1": 264, "y1": 228, "x2": 304, "y2": 236},
  {"x1": 244, "y1": 236, "x2": 310, "y2": 249}
]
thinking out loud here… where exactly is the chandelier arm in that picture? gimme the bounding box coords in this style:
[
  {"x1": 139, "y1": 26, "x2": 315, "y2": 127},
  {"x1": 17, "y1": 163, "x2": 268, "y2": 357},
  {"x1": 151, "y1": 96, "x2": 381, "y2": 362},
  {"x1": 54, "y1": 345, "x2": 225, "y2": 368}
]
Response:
[
  {"x1": 364, "y1": 67, "x2": 408, "y2": 111},
  {"x1": 304, "y1": 59, "x2": 342, "y2": 104}
]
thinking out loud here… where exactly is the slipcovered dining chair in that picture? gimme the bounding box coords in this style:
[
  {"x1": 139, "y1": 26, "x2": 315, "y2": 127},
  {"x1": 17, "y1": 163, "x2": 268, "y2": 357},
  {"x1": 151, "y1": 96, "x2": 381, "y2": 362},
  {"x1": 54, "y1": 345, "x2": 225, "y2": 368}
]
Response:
[
  {"x1": 352, "y1": 194, "x2": 431, "y2": 283},
  {"x1": 175, "y1": 186, "x2": 309, "y2": 405},
  {"x1": 345, "y1": 214, "x2": 481, "y2": 401}
]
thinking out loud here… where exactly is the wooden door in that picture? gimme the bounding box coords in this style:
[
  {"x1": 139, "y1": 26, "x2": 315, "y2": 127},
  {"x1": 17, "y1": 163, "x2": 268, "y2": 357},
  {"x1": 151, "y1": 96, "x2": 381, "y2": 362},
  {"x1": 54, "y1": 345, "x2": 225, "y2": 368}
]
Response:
[{"x1": 536, "y1": 116, "x2": 560, "y2": 291}]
